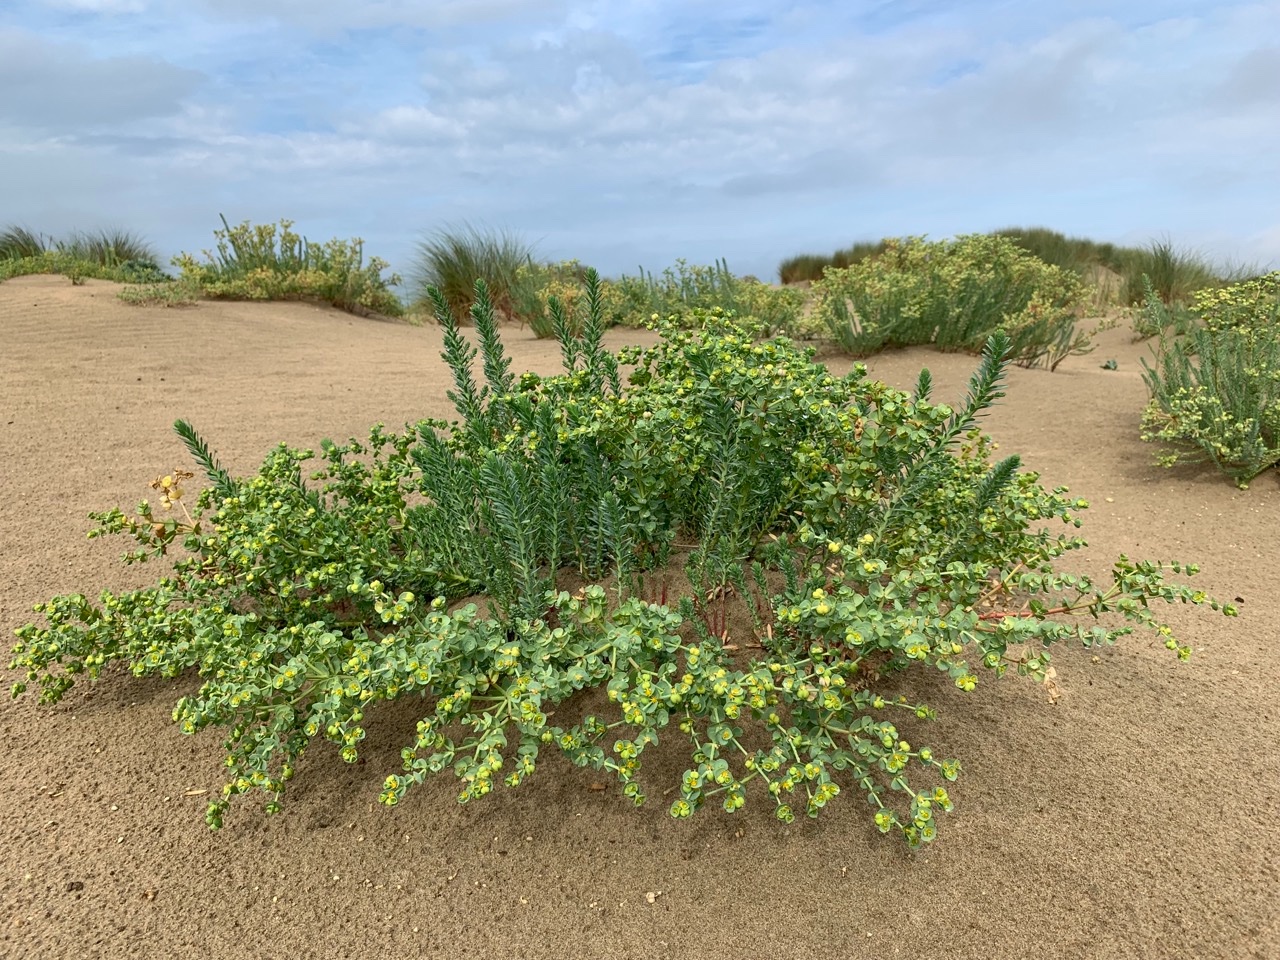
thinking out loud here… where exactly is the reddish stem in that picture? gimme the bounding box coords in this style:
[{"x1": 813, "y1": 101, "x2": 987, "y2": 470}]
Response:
[{"x1": 978, "y1": 604, "x2": 1073, "y2": 622}]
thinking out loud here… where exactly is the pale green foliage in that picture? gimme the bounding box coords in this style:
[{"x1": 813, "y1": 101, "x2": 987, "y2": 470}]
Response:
[
  {"x1": 173, "y1": 216, "x2": 404, "y2": 316},
  {"x1": 1131, "y1": 276, "x2": 1199, "y2": 340},
  {"x1": 117, "y1": 277, "x2": 202, "y2": 307},
  {"x1": 0, "y1": 252, "x2": 161, "y2": 285},
  {"x1": 510, "y1": 259, "x2": 594, "y2": 338},
  {"x1": 813, "y1": 234, "x2": 1092, "y2": 370},
  {"x1": 1193, "y1": 272, "x2": 1280, "y2": 333},
  {"x1": 11, "y1": 272, "x2": 1231, "y2": 847},
  {"x1": 603, "y1": 259, "x2": 806, "y2": 336},
  {"x1": 785, "y1": 228, "x2": 1239, "y2": 311},
  {"x1": 1141, "y1": 271, "x2": 1280, "y2": 486}
]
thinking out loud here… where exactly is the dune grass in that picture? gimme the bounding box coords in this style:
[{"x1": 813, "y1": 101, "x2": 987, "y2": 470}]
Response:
[
  {"x1": 601, "y1": 258, "x2": 807, "y2": 337},
  {"x1": 1117, "y1": 239, "x2": 1220, "y2": 306},
  {"x1": 0, "y1": 225, "x2": 159, "y2": 266},
  {"x1": 0, "y1": 226, "x2": 50, "y2": 260},
  {"x1": 992, "y1": 229, "x2": 1224, "y2": 307},
  {"x1": 1, "y1": 225, "x2": 167, "y2": 284},
  {"x1": 778, "y1": 240, "x2": 891, "y2": 284},
  {"x1": 509, "y1": 259, "x2": 596, "y2": 338},
  {"x1": 410, "y1": 225, "x2": 534, "y2": 323},
  {"x1": 63, "y1": 228, "x2": 158, "y2": 268},
  {"x1": 992, "y1": 226, "x2": 1127, "y2": 275}
]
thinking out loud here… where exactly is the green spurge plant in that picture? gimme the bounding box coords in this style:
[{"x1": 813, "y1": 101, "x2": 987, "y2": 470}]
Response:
[
  {"x1": 814, "y1": 234, "x2": 1092, "y2": 370},
  {"x1": 11, "y1": 271, "x2": 1234, "y2": 846},
  {"x1": 173, "y1": 216, "x2": 404, "y2": 316},
  {"x1": 1141, "y1": 271, "x2": 1280, "y2": 486},
  {"x1": 604, "y1": 259, "x2": 806, "y2": 337},
  {"x1": 1131, "y1": 276, "x2": 1199, "y2": 341},
  {"x1": 508, "y1": 259, "x2": 595, "y2": 338}
]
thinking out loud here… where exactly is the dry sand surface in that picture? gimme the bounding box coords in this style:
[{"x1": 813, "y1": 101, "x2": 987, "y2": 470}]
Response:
[{"x1": 1, "y1": 275, "x2": 1277, "y2": 960}]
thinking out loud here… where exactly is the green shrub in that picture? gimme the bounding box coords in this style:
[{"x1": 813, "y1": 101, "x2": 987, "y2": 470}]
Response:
[
  {"x1": 1191, "y1": 271, "x2": 1280, "y2": 332},
  {"x1": 0, "y1": 251, "x2": 94, "y2": 283},
  {"x1": 784, "y1": 229, "x2": 1245, "y2": 310},
  {"x1": 732, "y1": 276, "x2": 810, "y2": 337},
  {"x1": 0, "y1": 250, "x2": 164, "y2": 285},
  {"x1": 607, "y1": 258, "x2": 740, "y2": 322},
  {"x1": 814, "y1": 235, "x2": 1091, "y2": 369},
  {"x1": 1141, "y1": 272, "x2": 1280, "y2": 486},
  {"x1": 409, "y1": 225, "x2": 532, "y2": 323},
  {"x1": 1131, "y1": 276, "x2": 1199, "y2": 340},
  {"x1": 604, "y1": 259, "x2": 806, "y2": 336},
  {"x1": 509, "y1": 259, "x2": 595, "y2": 338},
  {"x1": 173, "y1": 216, "x2": 404, "y2": 317},
  {"x1": 10, "y1": 273, "x2": 1232, "y2": 847},
  {"x1": 993, "y1": 228, "x2": 1224, "y2": 308},
  {"x1": 117, "y1": 277, "x2": 202, "y2": 307}
]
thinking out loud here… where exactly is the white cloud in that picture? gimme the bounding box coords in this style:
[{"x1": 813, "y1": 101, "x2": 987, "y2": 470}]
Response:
[
  {"x1": 41, "y1": 0, "x2": 147, "y2": 10},
  {"x1": 360, "y1": 106, "x2": 467, "y2": 143},
  {"x1": 0, "y1": 28, "x2": 201, "y2": 130},
  {"x1": 0, "y1": 1, "x2": 1277, "y2": 278},
  {"x1": 193, "y1": 0, "x2": 564, "y2": 32}
]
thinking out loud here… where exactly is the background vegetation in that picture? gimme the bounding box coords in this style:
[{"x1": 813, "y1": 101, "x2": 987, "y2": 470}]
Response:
[
  {"x1": 173, "y1": 216, "x2": 405, "y2": 316},
  {"x1": 779, "y1": 227, "x2": 1257, "y2": 311},
  {"x1": 1141, "y1": 270, "x2": 1280, "y2": 486},
  {"x1": 812, "y1": 234, "x2": 1092, "y2": 370},
  {"x1": 0, "y1": 225, "x2": 168, "y2": 284},
  {"x1": 778, "y1": 241, "x2": 892, "y2": 285},
  {"x1": 8, "y1": 217, "x2": 1276, "y2": 423},
  {"x1": 409, "y1": 224, "x2": 532, "y2": 323},
  {"x1": 591, "y1": 259, "x2": 807, "y2": 337},
  {"x1": 410, "y1": 227, "x2": 808, "y2": 338}
]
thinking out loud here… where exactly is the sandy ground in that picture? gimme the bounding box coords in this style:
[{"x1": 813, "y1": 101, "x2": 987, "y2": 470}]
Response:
[{"x1": 1, "y1": 275, "x2": 1277, "y2": 960}]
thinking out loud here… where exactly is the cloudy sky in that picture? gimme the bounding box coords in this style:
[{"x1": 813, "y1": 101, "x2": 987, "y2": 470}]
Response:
[{"x1": 2, "y1": 0, "x2": 1278, "y2": 282}]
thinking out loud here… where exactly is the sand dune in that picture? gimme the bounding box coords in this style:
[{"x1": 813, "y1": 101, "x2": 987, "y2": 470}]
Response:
[{"x1": 1, "y1": 275, "x2": 1276, "y2": 959}]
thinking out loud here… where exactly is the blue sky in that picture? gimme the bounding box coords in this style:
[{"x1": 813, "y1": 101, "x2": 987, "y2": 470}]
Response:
[{"x1": 2, "y1": 0, "x2": 1278, "y2": 282}]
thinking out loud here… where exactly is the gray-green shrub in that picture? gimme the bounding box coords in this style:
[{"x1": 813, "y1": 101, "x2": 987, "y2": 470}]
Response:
[
  {"x1": 173, "y1": 216, "x2": 404, "y2": 317},
  {"x1": 603, "y1": 259, "x2": 806, "y2": 337},
  {"x1": 813, "y1": 234, "x2": 1091, "y2": 370},
  {"x1": 1141, "y1": 271, "x2": 1280, "y2": 486}
]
